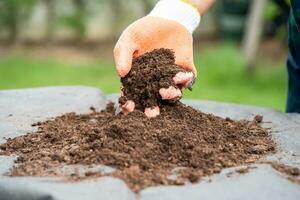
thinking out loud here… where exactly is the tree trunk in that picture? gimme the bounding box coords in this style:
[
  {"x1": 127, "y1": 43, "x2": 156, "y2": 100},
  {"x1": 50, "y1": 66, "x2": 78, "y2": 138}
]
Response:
[
  {"x1": 44, "y1": 0, "x2": 55, "y2": 43},
  {"x1": 109, "y1": 0, "x2": 122, "y2": 38},
  {"x1": 142, "y1": 0, "x2": 153, "y2": 15},
  {"x1": 73, "y1": 0, "x2": 86, "y2": 41},
  {"x1": 110, "y1": 0, "x2": 121, "y2": 26},
  {"x1": 7, "y1": 1, "x2": 18, "y2": 44},
  {"x1": 242, "y1": 0, "x2": 267, "y2": 73}
]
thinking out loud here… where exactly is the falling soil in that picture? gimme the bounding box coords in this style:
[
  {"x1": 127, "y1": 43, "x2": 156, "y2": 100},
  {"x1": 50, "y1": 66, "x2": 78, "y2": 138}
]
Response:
[
  {"x1": 119, "y1": 48, "x2": 185, "y2": 110},
  {"x1": 0, "y1": 49, "x2": 277, "y2": 192}
]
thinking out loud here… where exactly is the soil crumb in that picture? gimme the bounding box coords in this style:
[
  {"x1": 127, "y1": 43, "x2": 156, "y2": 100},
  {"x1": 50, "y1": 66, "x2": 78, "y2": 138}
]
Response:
[
  {"x1": 254, "y1": 115, "x2": 263, "y2": 123},
  {"x1": 226, "y1": 166, "x2": 257, "y2": 177},
  {"x1": 271, "y1": 162, "x2": 300, "y2": 176},
  {"x1": 0, "y1": 49, "x2": 276, "y2": 192},
  {"x1": 119, "y1": 48, "x2": 186, "y2": 111},
  {"x1": 271, "y1": 162, "x2": 300, "y2": 184},
  {"x1": 267, "y1": 162, "x2": 300, "y2": 184}
]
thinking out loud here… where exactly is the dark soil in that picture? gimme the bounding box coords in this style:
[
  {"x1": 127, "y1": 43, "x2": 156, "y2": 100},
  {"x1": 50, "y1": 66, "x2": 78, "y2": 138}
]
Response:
[
  {"x1": 0, "y1": 49, "x2": 276, "y2": 192},
  {"x1": 119, "y1": 48, "x2": 185, "y2": 110},
  {"x1": 0, "y1": 102, "x2": 276, "y2": 191}
]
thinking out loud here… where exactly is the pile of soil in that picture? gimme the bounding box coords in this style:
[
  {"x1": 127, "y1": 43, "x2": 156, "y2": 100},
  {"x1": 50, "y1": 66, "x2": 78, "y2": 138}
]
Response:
[
  {"x1": 119, "y1": 48, "x2": 185, "y2": 110},
  {"x1": 0, "y1": 49, "x2": 276, "y2": 192}
]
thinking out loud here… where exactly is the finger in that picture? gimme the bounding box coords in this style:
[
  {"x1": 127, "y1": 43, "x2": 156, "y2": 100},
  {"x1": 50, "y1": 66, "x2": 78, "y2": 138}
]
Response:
[
  {"x1": 176, "y1": 59, "x2": 197, "y2": 77},
  {"x1": 173, "y1": 71, "x2": 195, "y2": 87},
  {"x1": 159, "y1": 86, "x2": 182, "y2": 100},
  {"x1": 144, "y1": 106, "x2": 160, "y2": 118},
  {"x1": 114, "y1": 33, "x2": 137, "y2": 77},
  {"x1": 172, "y1": 35, "x2": 197, "y2": 76},
  {"x1": 121, "y1": 100, "x2": 135, "y2": 115}
]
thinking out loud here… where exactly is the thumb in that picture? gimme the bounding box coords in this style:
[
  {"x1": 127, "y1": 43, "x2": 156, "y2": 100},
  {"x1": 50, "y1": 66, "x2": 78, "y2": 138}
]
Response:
[
  {"x1": 187, "y1": 62, "x2": 197, "y2": 77},
  {"x1": 114, "y1": 36, "x2": 137, "y2": 78},
  {"x1": 173, "y1": 44, "x2": 197, "y2": 77}
]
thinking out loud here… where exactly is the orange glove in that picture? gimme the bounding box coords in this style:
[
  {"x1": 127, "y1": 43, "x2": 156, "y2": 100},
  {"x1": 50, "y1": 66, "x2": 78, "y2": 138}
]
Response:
[
  {"x1": 114, "y1": 0, "x2": 214, "y2": 117},
  {"x1": 115, "y1": 16, "x2": 197, "y2": 76}
]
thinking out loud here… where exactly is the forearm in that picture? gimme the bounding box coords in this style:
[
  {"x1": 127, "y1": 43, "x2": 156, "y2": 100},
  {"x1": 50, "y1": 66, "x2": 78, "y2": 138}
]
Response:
[
  {"x1": 184, "y1": 0, "x2": 215, "y2": 15},
  {"x1": 149, "y1": 0, "x2": 214, "y2": 33}
]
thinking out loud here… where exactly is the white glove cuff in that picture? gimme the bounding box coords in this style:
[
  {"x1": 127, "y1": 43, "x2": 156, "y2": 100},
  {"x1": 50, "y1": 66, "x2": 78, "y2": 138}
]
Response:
[{"x1": 149, "y1": 0, "x2": 201, "y2": 33}]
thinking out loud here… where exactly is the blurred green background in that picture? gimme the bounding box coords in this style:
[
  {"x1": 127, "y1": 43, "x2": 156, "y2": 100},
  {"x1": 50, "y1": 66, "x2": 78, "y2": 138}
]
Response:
[{"x1": 0, "y1": 0, "x2": 290, "y2": 111}]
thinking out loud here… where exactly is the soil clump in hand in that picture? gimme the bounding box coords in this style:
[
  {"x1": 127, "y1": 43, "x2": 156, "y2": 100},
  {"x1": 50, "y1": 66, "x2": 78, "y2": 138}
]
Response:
[
  {"x1": 119, "y1": 48, "x2": 186, "y2": 111},
  {"x1": 0, "y1": 49, "x2": 277, "y2": 192}
]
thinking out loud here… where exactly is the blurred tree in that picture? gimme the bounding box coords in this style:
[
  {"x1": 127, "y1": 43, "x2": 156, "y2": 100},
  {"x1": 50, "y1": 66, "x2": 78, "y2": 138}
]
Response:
[
  {"x1": 265, "y1": 0, "x2": 289, "y2": 41},
  {"x1": 142, "y1": 0, "x2": 154, "y2": 14},
  {"x1": 108, "y1": 0, "x2": 155, "y2": 38},
  {"x1": 0, "y1": 0, "x2": 36, "y2": 43},
  {"x1": 109, "y1": 0, "x2": 122, "y2": 36},
  {"x1": 219, "y1": 0, "x2": 250, "y2": 41},
  {"x1": 242, "y1": 0, "x2": 267, "y2": 73},
  {"x1": 60, "y1": 0, "x2": 87, "y2": 42},
  {"x1": 72, "y1": 0, "x2": 86, "y2": 40},
  {"x1": 44, "y1": 0, "x2": 55, "y2": 43}
]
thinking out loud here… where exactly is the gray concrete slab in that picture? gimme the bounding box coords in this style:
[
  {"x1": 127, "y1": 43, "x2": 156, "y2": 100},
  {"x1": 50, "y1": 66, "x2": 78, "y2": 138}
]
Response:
[
  {"x1": 141, "y1": 164, "x2": 300, "y2": 200},
  {"x1": 0, "y1": 86, "x2": 106, "y2": 143},
  {"x1": 0, "y1": 176, "x2": 135, "y2": 200},
  {"x1": 0, "y1": 86, "x2": 299, "y2": 200}
]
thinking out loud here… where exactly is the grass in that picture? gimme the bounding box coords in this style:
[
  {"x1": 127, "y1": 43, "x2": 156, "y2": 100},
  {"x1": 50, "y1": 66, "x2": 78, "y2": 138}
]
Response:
[
  {"x1": 187, "y1": 45, "x2": 287, "y2": 111},
  {"x1": 0, "y1": 45, "x2": 287, "y2": 111}
]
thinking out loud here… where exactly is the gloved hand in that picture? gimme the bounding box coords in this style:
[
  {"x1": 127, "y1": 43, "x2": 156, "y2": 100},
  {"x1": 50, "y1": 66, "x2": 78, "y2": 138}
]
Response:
[{"x1": 114, "y1": 0, "x2": 214, "y2": 117}]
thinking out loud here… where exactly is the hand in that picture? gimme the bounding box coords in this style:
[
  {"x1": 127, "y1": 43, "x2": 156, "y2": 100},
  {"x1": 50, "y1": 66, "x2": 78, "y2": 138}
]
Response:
[{"x1": 115, "y1": 16, "x2": 196, "y2": 117}]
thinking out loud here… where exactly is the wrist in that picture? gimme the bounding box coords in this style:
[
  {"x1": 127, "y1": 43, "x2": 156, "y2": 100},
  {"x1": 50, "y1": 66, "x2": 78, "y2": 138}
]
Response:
[
  {"x1": 149, "y1": 0, "x2": 201, "y2": 33},
  {"x1": 184, "y1": 0, "x2": 215, "y2": 15}
]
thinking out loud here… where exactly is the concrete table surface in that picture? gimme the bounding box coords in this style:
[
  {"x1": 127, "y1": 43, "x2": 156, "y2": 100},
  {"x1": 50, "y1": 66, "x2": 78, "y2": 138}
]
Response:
[{"x1": 0, "y1": 86, "x2": 299, "y2": 200}]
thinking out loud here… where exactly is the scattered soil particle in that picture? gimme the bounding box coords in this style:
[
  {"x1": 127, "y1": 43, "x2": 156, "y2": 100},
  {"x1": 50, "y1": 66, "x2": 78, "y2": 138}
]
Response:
[
  {"x1": 254, "y1": 115, "x2": 263, "y2": 123},
  {"x1": 89, "y1": 106, "x2": 96, "y2": 112},
  {"x1": 119, "y1": 48, "x2": 186, "y2": 110},
  {"x1": 271, "y1": 162, "x2": 300, "y2": 176},
  {"x1": 287, "y1": 177, "x2": 300, "y2": 184},
  {"x1": 226, "y1": 166, "x2": 257, "y2": 177},
  {"x1": 236, "y1": 166, "x2": 254, "y2": 174},
  {"x1": 270, "y1": 162, "x2": 300, "y2": 184},
  {"x1": 0, "y1": 49, "x2": 276, "y2": 192}
]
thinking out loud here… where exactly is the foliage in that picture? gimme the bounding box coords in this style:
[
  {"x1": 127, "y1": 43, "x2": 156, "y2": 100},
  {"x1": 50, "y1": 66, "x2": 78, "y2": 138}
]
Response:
[
  {"x1": 0, "y1": 0, "x2": 36, "y2": 41},
  {"x1": 58, "y1": 0, "x2": 88, "y2": 41},
  {"x1": 264, "y1": 0, "x2": 289, "y2": 40},
  {"x1": 0, "y1": 45, "x2": 287, "y2": 111},
  {"x1": 187, "y1": 45, "x2": 287, "y2": 111}
]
